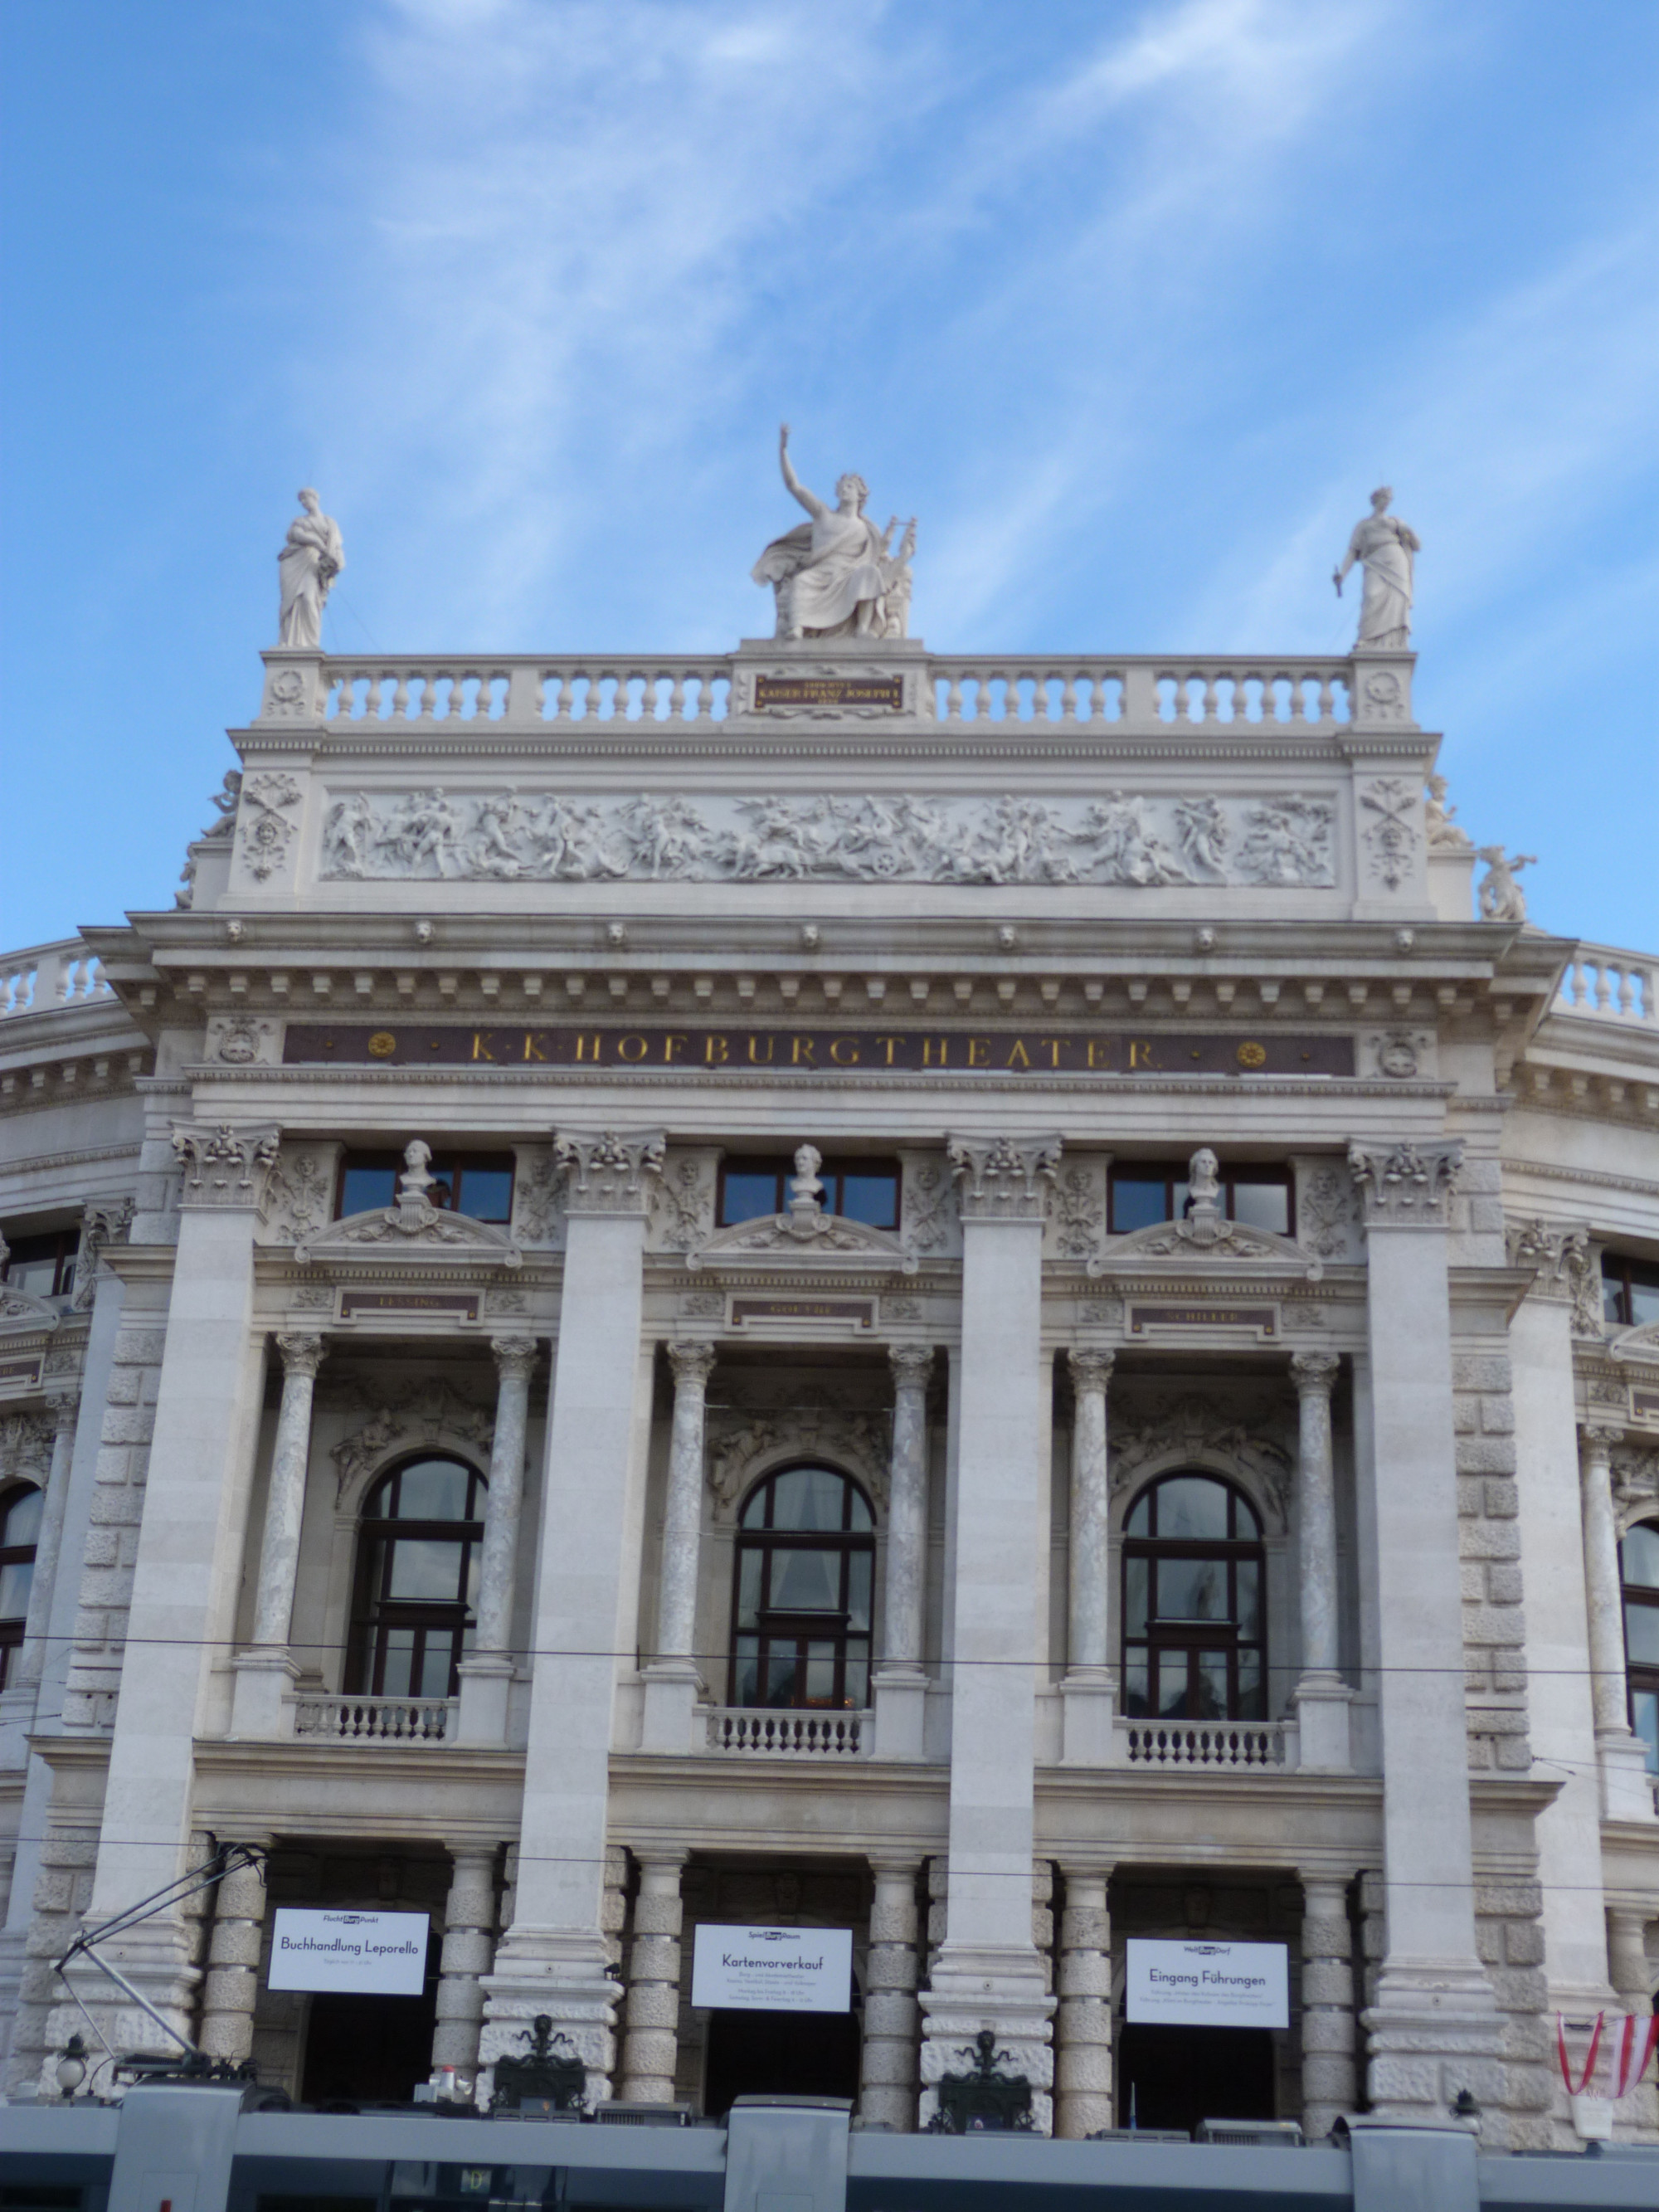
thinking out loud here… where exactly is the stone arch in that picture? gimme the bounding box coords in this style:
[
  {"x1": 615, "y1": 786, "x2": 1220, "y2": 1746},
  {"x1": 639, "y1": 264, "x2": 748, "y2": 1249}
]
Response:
[{"x1": 708, "y1": 1415, "x2": 889, "y2": 1524}]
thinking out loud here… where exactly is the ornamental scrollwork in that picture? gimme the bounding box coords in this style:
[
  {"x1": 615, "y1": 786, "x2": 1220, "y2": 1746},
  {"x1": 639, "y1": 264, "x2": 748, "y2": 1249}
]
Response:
[
  {"x1": 1346, "y1": 1139, "x2": 1461, "y2": 1225},
  {"x1": 1359, "y1": 777, "x2": 1420, "y2": 890},
  {"x1": 239, "y1": 773, "x2": 304, "y2": 882}
]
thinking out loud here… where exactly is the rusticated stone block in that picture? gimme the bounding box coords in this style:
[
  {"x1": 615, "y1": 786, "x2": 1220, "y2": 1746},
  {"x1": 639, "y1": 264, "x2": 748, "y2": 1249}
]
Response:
[
  {"x1": 1489, "y1": 1966, "x2": 1548, "y2": 2012},
  {"x1": 627, "y1": 1934, "x2": 680, "y2": 1983},
  {"x1": 1461, "y1": 1520, "x2": 1520, "y2": 1560},
  {"x1": 863, "y1": 1991, "x2": 919, "y2": 2040},
  {"x1": 1368, "y1": 2055, "x2": 1442, "y2": 2103},
  {"x1": 80, "y1": 1527, "x2": 119, "y2": 1567},
  {"x1": 1495, "y1": 1734, "x2": 1532, "y2": 1771},
  {"x1": 1453, "y1": 1354, "x2": 1512, "y2": 1393},
  {"x1": 1301, "y1": 1960, "x2": 1353, "y2": 2007},
  {"x1": 1475, "y1": 1881, "x2": 1543, "y2": 1919},
  {"x1": 104, "y1": 1367, "x2": 140, "y2": 1406},
  {"x1": 1484, "y1": 1479, "x2": 1520, "y2": 1518},
  {"x1": 868, "y1": 1945, "x2": 918, "y2": 1991},
  {"x1": 622, "y1": 1983, "x2": 679, "y2": 2030},
  {"x1": 1480, "y1": 1396, "x2": 1515, "y2": 1433},
  {"x1": 1459, "y1": 1562, "x2": 1485, "y2": 1601},
  {"x1": 1457, "y1": 1479, "x2": 1485, "y2": 1518},
  {"x1": 100, "y1": 1406, "x2": 154, "y2": 1447},
  {"x1": 1462, "y1": 1605, "x2": 1525, "y2": 1646},
  {"x1": 1456, "y1": 1435, "x2": 1516, "y2": 1475},
  {"x1": 1452, "y1": 1394, "x2": 1481, "y2": 1434},
  {"x1": 1301, "y1": 2013, "x2": 1355, "y2": 2054},
  {"x1": 1486, "y1": 1563, "x2": 1525, "y2": 1604}
]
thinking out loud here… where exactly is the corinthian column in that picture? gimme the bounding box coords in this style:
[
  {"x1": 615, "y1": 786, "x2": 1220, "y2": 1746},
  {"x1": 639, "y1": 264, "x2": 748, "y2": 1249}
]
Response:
[
  {"x1": 1579, "y1": 1425, "x2": 1652, "y2": 1820},
  {"x1": 1061, "y1": 1350, "x2": 1114, "y2": 1766},
  {"x1": 231, "y1": 1328, "x2": 325, "y2": 1738},
  {"x1": 640, "y1": 1342, "x2": 716, "y2": 1755},
  {"x1": 458, "y1": 1336, "x2": 538, "y2": 1745},
  {"x1": 15, "y1": 1393, "x2": 80, "y2": 1694},
  {"x1": 873, "y1": 1346, "x2": 932, "y2": 1760},
  {"x1": 1290, "y1": 1352, "x2": 1351, "y2": 1771}
]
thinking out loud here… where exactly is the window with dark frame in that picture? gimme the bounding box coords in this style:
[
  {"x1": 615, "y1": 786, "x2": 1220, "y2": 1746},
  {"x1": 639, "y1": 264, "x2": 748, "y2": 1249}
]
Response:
[
  {"x1": 0, "y1": 1483, "x2": 43, "y2": 1691},
  {"x1": 1108, "y1": 1161, "x2": 1294, "y2": 1238},
  {"x1": 348, "y1": 1455, "x2": 486, "y2": 1700},
  {"x1": 1602, "y1": 1252, "x2": 1659, "y2": 1329},
  {"x1": 1121, "y1": 1473, "x2": 1267, "y2": 1722},
  {"x1": 717, "y1": 1156, "x2": 901, "y2": 1230},
  {"x1": 730, "y1": 1465, "x2": 875, "y2": 1713},
  {"x1": 0, "y1": 1228, "x2": 80, "y2": 1302},
  {"x1": 1622, "y1": 1520, "x2": 1659, "y2": 1774},
  {"x1": 335, "y1": 1150, "x2": 516, "y2": 1224}
]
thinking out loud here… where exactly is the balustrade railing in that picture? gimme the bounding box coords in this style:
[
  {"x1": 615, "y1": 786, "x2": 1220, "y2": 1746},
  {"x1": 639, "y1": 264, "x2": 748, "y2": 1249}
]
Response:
[
  {"x1": 293, "y1": 1693, "x2": 455, "y2": 1743},
  {"x1": 0, "y1": 939, "x2": 112, "y2": 1020},
  {"x1": 1121, "y1": 1717, "x2": 1289, "y2": 1769},
  {"x1": 704, "y1": 1707, "x2": 869, "y2": 1756},
  {"x1": 293, "y1": 651, "x2": 1360, "y2": 733},
  {"x1": 1555, "y1": 945, "x2": 1656, "y2": 1026}
]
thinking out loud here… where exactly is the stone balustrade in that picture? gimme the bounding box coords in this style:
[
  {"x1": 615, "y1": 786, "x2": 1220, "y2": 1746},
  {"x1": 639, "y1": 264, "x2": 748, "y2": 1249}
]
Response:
[
  {"x1": 1119, "y1": 1717, "x2": 1292, "y2": 1770},
  {"x1": 275, "y1": 650, "x2": 1369, "y2": 733},
  {"x1": 292, "y1": 1692, "x2": 455, "y2": 1743},
  {"x1": 0, "y1": 938, "x2": 112, "y2": 1020},
  {"x1": 704, "y1": 1707, "x2": 870, "y2": 1757},
  {"x1": 1555, "y1": 943, "x2": 1655, "y2": 1026}
]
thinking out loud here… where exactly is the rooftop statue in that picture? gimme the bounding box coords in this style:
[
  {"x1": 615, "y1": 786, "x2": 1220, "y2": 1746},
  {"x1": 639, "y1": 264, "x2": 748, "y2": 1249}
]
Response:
[
  {"x1": 277, "y1": 487, "x2": 345, "y2": 650},
  {"x1": 752, "y1": 423, "x2": 915, "y2": 641},
  {"x1": 1333, "y1": 486, "x2": 1419, "y2": 650},
  {"x1": 1477, "y1": 845, "x2": 1535, "y2": 924}
]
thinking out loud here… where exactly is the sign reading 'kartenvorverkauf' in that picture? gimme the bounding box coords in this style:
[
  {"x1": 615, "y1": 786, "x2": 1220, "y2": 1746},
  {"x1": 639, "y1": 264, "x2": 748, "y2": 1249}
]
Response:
[
  {"x1": 1126, "y1": 1938, "x2": 1288, "y2": 2028},
  {"x1": 267, "y1": 1907, "x2": 430, "y2": 1995},
  {"x1": 690, "y1": 1923, "x2": 853, "y2": 2015}
]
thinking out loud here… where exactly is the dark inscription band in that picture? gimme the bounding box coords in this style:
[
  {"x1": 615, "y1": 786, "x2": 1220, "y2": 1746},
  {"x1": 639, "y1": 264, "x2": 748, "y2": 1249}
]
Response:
[
  {"x1": 1130, "y1": 1303, "x2": 1278, "y2": 1337},
  {"x1": 339, "y1": 1290, "x2": 481, "y2": 1321},
  {"x1": 1633, "y1": 1389, "x2": 1659, "y2": 1421},
  {"x1": 0, "y1": 1355, "x2": 44, "y2": 1391},
  {"x1": 285, "y1": 1024, "x2": 1353, "y2": 1079},
  {"x1": 753, "y1": 675, "x2": 903, "y2": 711},
  {"x1": 731, "y1": 1298, "x2": 875, "y2": 1328}
]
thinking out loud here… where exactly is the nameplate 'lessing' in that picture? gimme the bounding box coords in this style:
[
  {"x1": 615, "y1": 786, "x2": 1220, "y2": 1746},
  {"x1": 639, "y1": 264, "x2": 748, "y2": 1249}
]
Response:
[{"x1": 283, "y1": 1024, "x2": 1355, "y2": 1079}]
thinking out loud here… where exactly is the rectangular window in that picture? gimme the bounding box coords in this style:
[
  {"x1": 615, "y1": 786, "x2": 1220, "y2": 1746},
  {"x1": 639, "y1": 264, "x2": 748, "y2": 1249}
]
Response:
[
  {"x1": 0, "y1": 1228, "x2": 80, "y2": 1301},
  {"x1": 1602, "y1": 1252, "x2": 1659, "y2": 1328},
  {"x1": 717, "y1": 1156, "x2": 900, "y2": 1229},
  {"x1": 336, "y1": 1150, "x2": 516, "y2": 1223},
  {"x1": 1108, "y1": 1160, "x2": 1293, "y2": 1237}
]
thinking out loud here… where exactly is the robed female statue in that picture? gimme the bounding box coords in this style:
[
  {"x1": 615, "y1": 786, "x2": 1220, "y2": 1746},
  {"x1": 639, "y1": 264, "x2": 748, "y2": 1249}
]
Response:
[{"x1": 277, "y1": 488, "x2": 345, "y2": 650}]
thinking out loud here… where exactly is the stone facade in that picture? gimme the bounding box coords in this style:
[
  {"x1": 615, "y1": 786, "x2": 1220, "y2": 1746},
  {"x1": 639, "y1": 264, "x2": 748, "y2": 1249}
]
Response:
[{"x1": 0, "y1": 619, "x2": 1654, "y2": 2146}]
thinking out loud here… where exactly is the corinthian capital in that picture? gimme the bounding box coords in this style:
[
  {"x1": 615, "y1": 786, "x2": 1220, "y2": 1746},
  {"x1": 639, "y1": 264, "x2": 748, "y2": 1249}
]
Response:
[
  {"x1": 1067, "y1": 1347, "x2": 1116, "y2": 1394},
  {"x1": 552, "y1": 1128, "x2": 666, "y2": 1216},
  {"x1": 946, "y1": 1133, "x2": 1063, "y2": 1220},
  {"x1": 889, "y1": 1343, "x2": 934, "y2": 1392},
  {"x1": 1289, "y1": 1351, "x2": 1340, "y2": 1396},
  {"x1": 1345, "y1": 1138, "x2": 1461, "y2": 1225},
  {"x1": 667, "y1": 1340, "x2": 718, "y2": 1391},
  {"x1": 490, "y1": 1335, "x2": 539, "y2": 1385},
  {"x1": 274, "y1": 1331, "x2": 327, "y2": 1381},
  {"x1": 172, "y1": 1122, "x2": 283, "y2": 1213}
]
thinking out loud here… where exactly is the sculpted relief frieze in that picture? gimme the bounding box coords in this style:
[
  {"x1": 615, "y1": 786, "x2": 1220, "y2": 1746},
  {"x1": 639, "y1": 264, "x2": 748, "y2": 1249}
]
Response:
[{"x1": 319, "y1": 787, "x2": 1337, "y2": 889}]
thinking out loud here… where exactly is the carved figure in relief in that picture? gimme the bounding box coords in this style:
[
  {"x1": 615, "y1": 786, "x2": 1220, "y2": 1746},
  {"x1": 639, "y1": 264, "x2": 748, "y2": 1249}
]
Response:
[
  {"x1": 1173, "y1": 796, "x2": 1229, "y2": 879},
  {"x1": 621, "y1": 795, "x2": 713, "y2": 879},
  {"x1": 1476, "y1": 845, "x2": 1535, "y2": 923},
  {"x1": 752, "y1": 424, "x2": 910, "y2": 641},
  {"x1": 276, "y1": 489, "x2": 344, "y2": 650},
  {"x1": 1333, "y1": 486, "x2": 1419, "y2": 650},
  {"x1": 201, "y1": 770, "x2": 243, "y2": 840},
  {"x1": 466, "y1": 791, "x2": 525, "y2": 878},
  {"x1": 1238, "y1": 794, "x2": 1331, "y2": 886},
  {"x1": 324, "y1": 793, "x2": 375, "y2": 878},
  {"x1": 1082, "y1": 793, "x2": 1189, "y2": 885}
]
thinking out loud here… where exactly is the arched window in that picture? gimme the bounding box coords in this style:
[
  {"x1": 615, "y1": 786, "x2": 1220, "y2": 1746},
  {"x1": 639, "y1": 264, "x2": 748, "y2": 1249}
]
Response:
[
  {"x1": 731, "y1": 1466, "x2": 874, "y2": 1713},
  {"x1": 1122, "y1": 1474, "x2": 1266, "y2": 1722},
  {"x1": 348, "y1": 1456, "x2": 486, "y2": 1701},
  {"x1": 1622, "y1": 1520, "x2": 1659, "y2": 1773},
  {"x1": 0, "y1": 1484, "x2": 44, "y2": 1690}
]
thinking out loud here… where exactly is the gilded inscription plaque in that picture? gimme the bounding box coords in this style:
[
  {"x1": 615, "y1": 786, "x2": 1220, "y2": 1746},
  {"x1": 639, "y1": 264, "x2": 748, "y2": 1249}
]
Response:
[{"x1": 752, "y1": 674, "x2": 903, "y2": 711}]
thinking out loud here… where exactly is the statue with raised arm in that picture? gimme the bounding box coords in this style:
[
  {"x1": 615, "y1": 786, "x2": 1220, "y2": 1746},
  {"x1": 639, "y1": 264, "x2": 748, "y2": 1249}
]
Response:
[
  {"x1": 277, "y1": 488, "x2": 345, "y2": 649},
  {"x1": 752, "y1": 425, "x2": 913, "y2": 640},
  {"x1": 1334, "y1": 486, "x2": 1419, "y2": 650}
]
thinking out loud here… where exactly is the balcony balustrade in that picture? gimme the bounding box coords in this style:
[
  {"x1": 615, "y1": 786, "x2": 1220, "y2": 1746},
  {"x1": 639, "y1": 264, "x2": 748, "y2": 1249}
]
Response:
[
  {"x1": 1119, "y1": 1717, "x2": 1293, "y2": 1770},
  {"x1": 1554, "y1": 943, "x2": 1655, "y2": 1027},
  {"x1": 292, "y1": 1692, "x2": 456, "y2": 1744},
  {"x1": 0, "y1": 938, "x2": 112, "y2": 1020},
  {"x1": 703, "y1": 1707, "x2": 870, "y2": 1757}
]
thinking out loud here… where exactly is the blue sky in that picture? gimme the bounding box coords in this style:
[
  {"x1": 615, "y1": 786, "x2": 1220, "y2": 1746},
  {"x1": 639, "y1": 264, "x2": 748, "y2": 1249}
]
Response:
[{"x1": 3, "y1": 0, "x2": 1655, "y2": 952}]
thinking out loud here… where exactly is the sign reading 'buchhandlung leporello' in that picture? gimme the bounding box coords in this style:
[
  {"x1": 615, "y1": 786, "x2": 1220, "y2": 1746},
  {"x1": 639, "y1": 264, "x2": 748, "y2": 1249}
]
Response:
[
  {"x1": 268, "y1": 1907, "x2": 430, "y2": 1995},
  {"x1": 690, "y1": 1923, "x2": 853, "y2": 2014},
  {"x1": 1126, "y1": 1938, "x2": 1288, "y2": 2028}
]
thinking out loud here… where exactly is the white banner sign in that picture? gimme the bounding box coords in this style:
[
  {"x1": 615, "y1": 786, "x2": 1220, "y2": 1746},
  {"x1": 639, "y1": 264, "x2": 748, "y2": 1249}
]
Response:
[
  {"x1": 268, "y1": 1907, "x2": 430, "y2": 1995},
  {"x1": 1126, "y1": 1938, "x2": 1288, "y2": 2028},
  {"x1": 691, "y1": 1923, "x2": 853, "y2": 2015}
]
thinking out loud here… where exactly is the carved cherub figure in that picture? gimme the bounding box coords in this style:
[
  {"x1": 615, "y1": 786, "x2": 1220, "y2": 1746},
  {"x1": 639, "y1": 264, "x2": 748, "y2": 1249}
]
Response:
[{"x1": 1476, "y1": 846, "x2": 1536, "y2": 923}]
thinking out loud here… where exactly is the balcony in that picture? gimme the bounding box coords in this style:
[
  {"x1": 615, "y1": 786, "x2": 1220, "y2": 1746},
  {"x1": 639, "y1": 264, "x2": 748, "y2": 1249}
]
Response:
[
  {"x1": 292, "y1": 1692, "x2": 456, "y2": 1744},
  {"x1": 703, "y1": 1707, "x2": 871, "y2": 1758}
]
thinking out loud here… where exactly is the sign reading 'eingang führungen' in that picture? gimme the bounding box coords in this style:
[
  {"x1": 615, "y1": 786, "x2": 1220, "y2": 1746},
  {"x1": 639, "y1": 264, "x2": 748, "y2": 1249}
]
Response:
[{"x1": 283, "y1": 1025, "x2": 1353, "y2": 1078}]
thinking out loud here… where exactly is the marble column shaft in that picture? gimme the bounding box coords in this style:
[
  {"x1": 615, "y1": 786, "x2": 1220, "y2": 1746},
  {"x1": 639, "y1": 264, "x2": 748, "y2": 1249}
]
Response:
[
  {"x1": 17, "y1": 1394, "x2": 79, "y2": 1692},
  {"x1": 619, "y1": 1851, "x2": 687, "y2": 2103},
  {"x1": 251, "y1": 1334, "x2": 326, "y2": 1648},
  {"x1": 657, "y1": 1345, "x2": 716, "y2": 1662},
  {"x1": 432, "y1": 1849, "x2": 499, "y2": 2073},
  {"x1": 198, "y1": 1845, "x2": 270, "y2": 2064},
  {"x1": 883, "y1": 1349, "x2": 932, "y2": 1668},
  {"x1": 1066, "y1": 1352, "x2": 1113, "y2": 1673},
  {"x1": 1292, "y1": 1353, "x2": 1341, "y2": 1677},
  {"x1": 1299, "y1": 1874, "x2": 1357, "y2": 2141},
  {"x1": 1053, "y1": 1867, "x2": 1112, "y2": 2140},
  {"x1": 860, "y1": 1858, "x2": 922, "y2": 2129},
  {"x1": 474, "y1": 1338, "x2": 538, "y2": 1655},
  {"x1": 1579, "y1": 1427, "x2": 1632, "y2": 1739}
]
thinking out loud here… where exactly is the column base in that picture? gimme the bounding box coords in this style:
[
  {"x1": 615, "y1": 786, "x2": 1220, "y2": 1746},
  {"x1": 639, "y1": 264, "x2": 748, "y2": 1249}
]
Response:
[
  {"x1": 1058, "y1": 1670, "x2": 1117, "y2": 1766},
  {"x1": 481, "y1": 1928, "x2": 621, "y2": 2107},
  {"x1": 873, "y1": 1667, "x2": 929, "y2": 1761},
  {"x1": 639, "y1": 1661, "x2": 703, "y2": 1755},
  {"x1": 918, "y1": 1946, "x2": 1056, "y2": 2135},
  {"x1": 1292, "y1": 1674, "x2": 1354, "y2": 1772},
  {"x1": 456, "y1": 1654, "x2": 516, "y2": 1746},
  {"x1": 1596, "y1": 1728, "x2": 1655, "y2": 1822},
  {"x1": 1361, "y1": 1961, "x2": 1504, "y2": 2123},
  {"x1": 229, "y1": 1649, "x2": 299, "y2": 1738}
]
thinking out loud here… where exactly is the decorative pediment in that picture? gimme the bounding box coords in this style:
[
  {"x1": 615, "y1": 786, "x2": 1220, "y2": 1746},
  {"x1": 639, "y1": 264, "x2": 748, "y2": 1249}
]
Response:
[
  {"x1": 688, "y1": 1142, "x2": 916, "y2": 1274},
  {"x1": 294, "y1": 1139, "x2": 522, "y2": 1269},
  {"x1": 1087, "y1": 1214, "x2": 1322, "y2": 1282},
  {"x1": 1611, "y1": 1320, "x2": 1659, "y2": 1368},
  {"x1": 0, "y1": 1285, "x2": 63, "y2": 1333}
]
